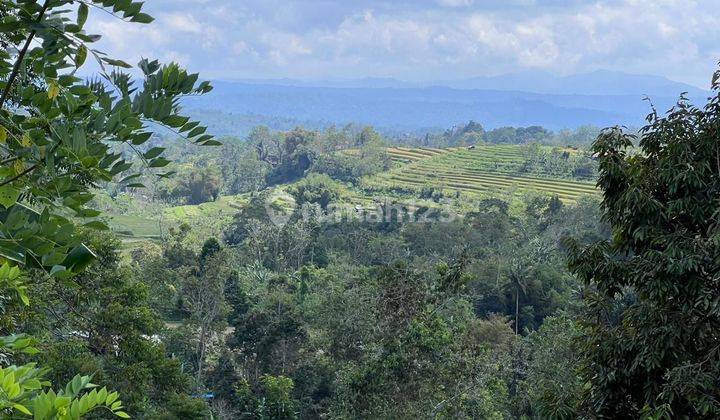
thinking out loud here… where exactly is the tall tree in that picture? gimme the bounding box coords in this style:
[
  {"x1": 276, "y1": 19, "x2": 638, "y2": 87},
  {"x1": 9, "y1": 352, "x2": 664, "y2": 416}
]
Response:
[
  {"x1": 565, "y1": 69, "x2": 720, "y2": 417},
  {"x1": 0, "y1": 0, "x2": 214, "y2": 417}
]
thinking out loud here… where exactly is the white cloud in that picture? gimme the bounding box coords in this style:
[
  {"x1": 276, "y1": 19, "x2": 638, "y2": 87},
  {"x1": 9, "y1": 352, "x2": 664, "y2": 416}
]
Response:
[
  {"x1": 82, "y1": 0, "x2": 720, "y2": 87},
  {"x1": 163, "y1": 13, "x2": 203, "y2": 34}
]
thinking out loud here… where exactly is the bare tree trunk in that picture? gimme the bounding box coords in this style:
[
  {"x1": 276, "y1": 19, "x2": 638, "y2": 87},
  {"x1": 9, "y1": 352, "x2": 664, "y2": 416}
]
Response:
[
  {"x1": 515, "y1": 286, "x2": 519, "y2": 335},
  {"x1": 196, "y1": 323, "x2": 208, "y2": 389}
]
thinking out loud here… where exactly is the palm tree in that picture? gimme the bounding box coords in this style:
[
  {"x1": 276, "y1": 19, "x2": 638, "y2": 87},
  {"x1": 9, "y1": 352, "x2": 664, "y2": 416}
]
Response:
[{"x1": 505, "y1": 258, "x2": 532, "y2": 335}]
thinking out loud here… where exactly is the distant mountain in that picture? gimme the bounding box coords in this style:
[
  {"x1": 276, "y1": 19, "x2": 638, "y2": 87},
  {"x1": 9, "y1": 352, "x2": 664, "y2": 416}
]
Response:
[
  {"x1": 443, "y1": 70, "x2": 708, "y2": 97},
  {"x1": 227, "y1": 70, "x2": 708, "y2": 97},
  {"x1": 180, "y1": 71, "x2": 709, "y2": 135}
]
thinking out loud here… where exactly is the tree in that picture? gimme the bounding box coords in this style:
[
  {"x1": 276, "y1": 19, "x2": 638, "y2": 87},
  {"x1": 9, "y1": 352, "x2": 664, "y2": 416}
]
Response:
[
  {"x1": 565, "y1": 69, "x2": 720, "y2": 417},
  {"x1": 25, "y1": 230, "x2": 198, "y2": 416},
  {"x1": 177, "y1": 166, "x2": 222, "y2": 205},
  {"x1": 0, "y1": 0, "x2": 214, "y2": 417},
  {"x1": 289, "y1": 173, "x2": 341, "y2": 210},
  {"x1": 182, "y1": 240, "x2": 231, "y2": 390},
  {"x1": 523, "y1": 314, "x2": 582, "y2": 418},
  {"x1": 257, "y1": 128, "x2": 316, "y2": 185}
]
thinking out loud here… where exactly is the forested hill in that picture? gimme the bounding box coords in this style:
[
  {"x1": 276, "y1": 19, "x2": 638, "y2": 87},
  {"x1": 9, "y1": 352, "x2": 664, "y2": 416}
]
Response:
[{"x1": 181, "y1": 80, "x2": 708, "y2": 135}]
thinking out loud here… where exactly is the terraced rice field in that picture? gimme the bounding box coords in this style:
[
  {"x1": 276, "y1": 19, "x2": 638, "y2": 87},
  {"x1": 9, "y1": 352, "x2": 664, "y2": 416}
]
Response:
[
  {"x1": 375, "y1": 145, "x2": 598, "y2": 201},
  {"x1": 386, "y1": 147, "x2": 449, "y2": 162}
]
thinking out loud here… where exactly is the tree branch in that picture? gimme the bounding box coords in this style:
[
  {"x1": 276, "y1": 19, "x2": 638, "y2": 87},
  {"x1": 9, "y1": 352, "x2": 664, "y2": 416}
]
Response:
[
  {"x1": 0, "y1": 162, "x2": 40, "y2": 187},
  {"x1": 0, "y1": 0, "x2": 52, "y2": 110}
]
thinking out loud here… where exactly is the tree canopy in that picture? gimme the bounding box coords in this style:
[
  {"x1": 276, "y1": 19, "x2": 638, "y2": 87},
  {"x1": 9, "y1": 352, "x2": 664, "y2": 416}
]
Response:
[{"x1": 566, "y1": 69, "x2": 720, "y2": 417}]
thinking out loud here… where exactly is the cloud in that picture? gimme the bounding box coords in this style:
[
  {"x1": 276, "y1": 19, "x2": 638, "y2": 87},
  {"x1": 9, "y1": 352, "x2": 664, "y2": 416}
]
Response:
[{"x1": 83, "y1": 0, "x2": 720, "y2": 88}]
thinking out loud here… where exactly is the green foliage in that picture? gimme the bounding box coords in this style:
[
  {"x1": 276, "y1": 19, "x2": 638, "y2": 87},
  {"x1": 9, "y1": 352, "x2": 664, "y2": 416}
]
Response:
[
  {"x1": 254, "y1": 127, "x2": 316, "y2": 185},
  {"x1": 0, "y1": 0, "x2": 212, "y2": 270},
  {"x1": 217, "y1": 137, "x2": 269, "y2": 195},
  {"x1": 311, "y1": 127, "x2": 391, "y2": 182},
  {"x1": 257, "y1": 375, "x2": 297, "y2": 419},
  {"x1": 289, "y1": 173, "x2": 341, "y2": 210},
  {"x1": 20, "y1": 230, "x2": 198, "y2": 416},
  {"x1": 523, "y1": 315, "x2": 583, "y2": 419},
  {"x1": 0, "y1": 1, "x2": 214, "y2": 417},
  {"x1": 157, "y1": 165, "x2": 222, "y2": 205},
  {"x1": 565, "y1": 69, "x2": 720, "y2": 417},
  {"x1": 0, "y1": 369, "x2": 128, "y2": 419}
]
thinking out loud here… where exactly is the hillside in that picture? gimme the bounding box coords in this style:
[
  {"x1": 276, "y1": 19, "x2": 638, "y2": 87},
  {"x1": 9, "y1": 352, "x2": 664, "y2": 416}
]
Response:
[
  {"x1": 364, "y1": 145, "x2": 598, "y2": 202},
  {"x1": 107, "y1": 144, "x2": 598, "y2": 243}
]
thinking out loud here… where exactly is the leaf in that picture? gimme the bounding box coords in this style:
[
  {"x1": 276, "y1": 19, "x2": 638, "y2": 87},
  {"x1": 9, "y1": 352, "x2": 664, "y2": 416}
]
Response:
[
  {"x1": 0, "y1": 243, "x2": 25, "y2": 264},
  {"x1": 148, "y1": 157, "x2": 170, "y2": 168},
  {"x1": 83, "y1": 221, "x2": 109, "y2": 231},
  {"x1": 143, "y1": 147, "x2": 165, "y2": 159},
  {"x1": 102, "y1": 58, "x2": 132, "y2": 69},
  {"x1": 49, "y1": 265, "x2": 67, "y2": 277},
  {"x1": 20, "y1": 132, "x2": 32, "y2": 147},
  {"x1": 12, "y1": 404, "x2": 31, "y2": 415},
  {"x1": 0, "y1": 185, "x2": 21, "y2": 208},
  {"x1": 76, "y1": 45, "x2": 88, "y2": 68},
  {"x1": 12, "y1": 159, "x2": 24, "y2": 174},
  {"x1": 72, "y1": 127, "x2": 86, "y2": 153},
  {"x1": 18, "y1": 289, "x2": 29, "y2": 306},
  {"x1": 63, "y1": 244, "x2": 97, "y2": 272},
  {"x1": 77, "y1": 3, "x2": 89, "y2": 27},
  {"x1": 129, "y1": 12, "x2": 153, "y2": 23},
  {"x1": 47, "y1": 81, "x2": 60, "y2": 100},
  {"x1": 0, "y1": 125, "x2": 6, "y2": 143},
  {"x1": 115, "y1": 412, "x2": 130, "y2": 418}
]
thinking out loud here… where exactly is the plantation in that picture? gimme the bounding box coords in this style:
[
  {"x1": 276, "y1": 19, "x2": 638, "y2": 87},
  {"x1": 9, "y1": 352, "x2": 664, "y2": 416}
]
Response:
[{"x1": 369, "y1": 144, "x2": 598, "y2": 201}]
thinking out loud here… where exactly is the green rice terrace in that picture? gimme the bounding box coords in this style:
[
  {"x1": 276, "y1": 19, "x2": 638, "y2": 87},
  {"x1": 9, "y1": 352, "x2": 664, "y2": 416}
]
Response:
[
  {"x1": 365, "y1": 145, "x2": 598, "y2": 202},
  {"x1": 106, "y1": 144, "x2": 598, "y2": 243}
]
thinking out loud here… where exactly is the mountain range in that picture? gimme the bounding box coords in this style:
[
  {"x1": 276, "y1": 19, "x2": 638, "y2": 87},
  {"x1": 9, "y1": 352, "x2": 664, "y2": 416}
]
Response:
[{"x1": 182, "y1": 70, "x2": 711, "y2": 135}]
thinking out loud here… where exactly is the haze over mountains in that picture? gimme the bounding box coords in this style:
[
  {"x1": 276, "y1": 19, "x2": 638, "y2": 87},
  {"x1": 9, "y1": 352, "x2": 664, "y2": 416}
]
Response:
[{"x1": 183, "y1": 70, "x2": 710, "y2": 136}]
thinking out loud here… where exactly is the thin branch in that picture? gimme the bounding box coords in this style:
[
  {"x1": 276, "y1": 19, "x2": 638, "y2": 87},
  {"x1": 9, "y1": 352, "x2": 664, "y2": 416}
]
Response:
[
  {"x1": 0, "y1": 156, "x2": 20, "y2": 165},
  {"x1": 0, "y1": 0, "x2": 52, "y2": 110},
  {"x1": 0, "y1": 140, "x2": 60, "y2": 188},
  {"x1": 0, "y1": 161, "x2": 40, "y2": 187}
]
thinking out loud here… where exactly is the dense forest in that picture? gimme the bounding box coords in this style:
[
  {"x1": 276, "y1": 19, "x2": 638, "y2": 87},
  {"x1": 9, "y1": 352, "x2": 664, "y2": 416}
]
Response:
[{"x1": 1, "y1": 1, "x2": 720, "y2": 419}]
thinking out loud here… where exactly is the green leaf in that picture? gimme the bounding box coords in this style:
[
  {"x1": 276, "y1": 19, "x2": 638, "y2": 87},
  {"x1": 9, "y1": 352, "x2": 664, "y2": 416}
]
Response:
[
  {"x1": 201, "y1": 139, "x2": 222, "y2": 146},
  {"x1": 115, "y1": 411, "x2": 130, "y2": 418},
  {"x1": 12, "y1": 404, "x2": 31, "y2": 415},
  {"x1": 130, "y1": 12, "x2": 153, "y2": 23},
  {"x1": 72, "y1": 127, "x2": 87, "y2": 153},
  {"x1": 77, "y1": 3, "x2": 89, "y2": 27},
  {"x1": 63, "y1": 244, "x2": 97, "y2": 272},
  {"x1": 0, "y1": 243, "x2": 25, "y2": 264},
  {"x1": 49, "y1": 265, "x2": 67, "y2": 277},
  {"x1": 76, "y1": 45, "x2": 88, "y2": 68},
  {"x1": 148, "y1": 157, "x2": 170, "y2": 168},
  {"x1": 83, "y1": 221, "x2": 109, "y2": 231},
  {"x1": 102, "y1": 58, "x2": 132, "y2": 69},
  {"x1": 143, "y1": 147, "x2": 165, "y2": 159},
  {"x1": 0, "y1": 185, "x2": 21, "y2": 208}
]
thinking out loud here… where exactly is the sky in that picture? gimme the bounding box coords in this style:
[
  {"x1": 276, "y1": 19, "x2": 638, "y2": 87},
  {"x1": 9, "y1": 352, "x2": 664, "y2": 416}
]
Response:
[{"x1": 86, "y1": 0, "x2": 720, "y2": 88}]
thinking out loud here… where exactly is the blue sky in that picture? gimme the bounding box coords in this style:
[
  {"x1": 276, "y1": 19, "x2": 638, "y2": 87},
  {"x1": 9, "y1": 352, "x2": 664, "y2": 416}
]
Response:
[{"x1": 87, "y1": 0, "x2": 720, "y2": 88}]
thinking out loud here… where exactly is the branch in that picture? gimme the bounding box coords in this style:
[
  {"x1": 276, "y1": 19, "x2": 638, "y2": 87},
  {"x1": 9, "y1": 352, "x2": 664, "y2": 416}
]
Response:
[
  {"x1": 0, "y1": 156, "x2": 20, "y2": 166},
  {"x1": 0, "y1": 0, "x2": 52, "y2": 110},
  {"x1": 0, "y1": 162, "x2": 41, "y2": 187},
  {"x1": 0, "y1": 141, "x2": 60, "y2": 188}
]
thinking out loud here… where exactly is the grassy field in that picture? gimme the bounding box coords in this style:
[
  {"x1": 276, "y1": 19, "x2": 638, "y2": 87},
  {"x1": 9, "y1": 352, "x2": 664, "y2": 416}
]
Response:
[
  {"x1": 365, "y1": 145, "x2": 598, "y2": 202},
  {"x1": 107, "y1": 195, "x2": 247, "y2": 241}
]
